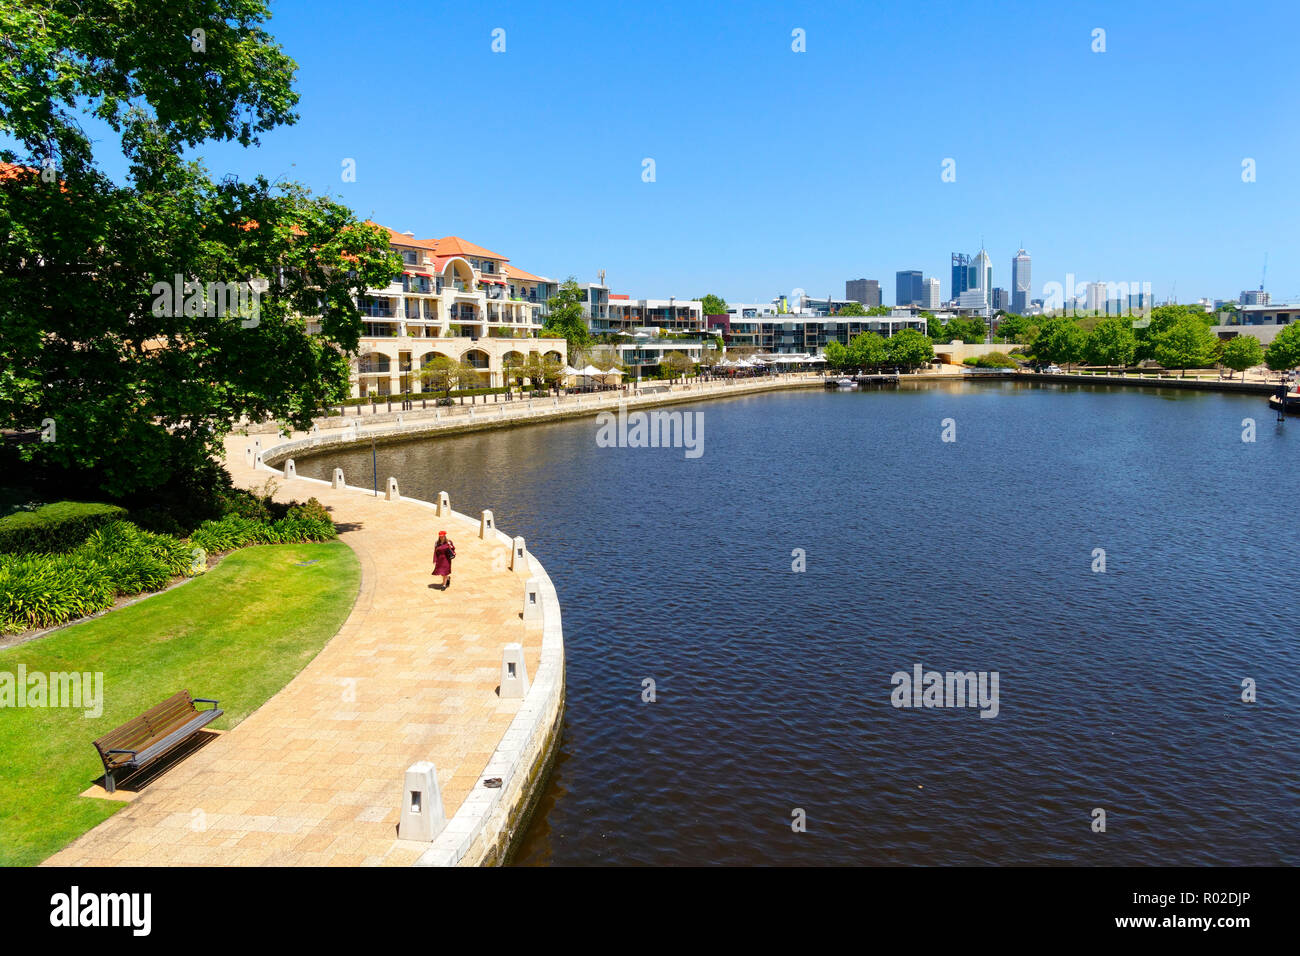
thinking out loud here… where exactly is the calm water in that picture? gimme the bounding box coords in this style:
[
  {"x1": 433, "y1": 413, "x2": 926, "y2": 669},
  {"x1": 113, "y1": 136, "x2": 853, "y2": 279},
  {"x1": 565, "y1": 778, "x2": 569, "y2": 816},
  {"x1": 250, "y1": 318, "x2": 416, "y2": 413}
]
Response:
[{"x1": 297, "y1": 382, "x2": 1300, "y2": 865}]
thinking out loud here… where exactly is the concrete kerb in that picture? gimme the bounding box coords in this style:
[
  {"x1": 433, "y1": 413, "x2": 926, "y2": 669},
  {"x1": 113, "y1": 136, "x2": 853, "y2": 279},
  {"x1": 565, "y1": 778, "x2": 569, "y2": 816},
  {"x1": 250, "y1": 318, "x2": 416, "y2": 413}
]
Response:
[{"x1": 249, "y1": 435, "x2": 566, "y2": 868}]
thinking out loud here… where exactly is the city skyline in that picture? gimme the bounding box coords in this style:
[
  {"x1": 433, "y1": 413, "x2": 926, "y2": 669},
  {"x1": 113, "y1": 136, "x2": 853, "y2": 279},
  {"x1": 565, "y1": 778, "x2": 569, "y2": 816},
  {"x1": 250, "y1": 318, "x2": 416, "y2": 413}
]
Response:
[{"x1": 16, "y1": 0, "x2": 1298, "y2": 306}]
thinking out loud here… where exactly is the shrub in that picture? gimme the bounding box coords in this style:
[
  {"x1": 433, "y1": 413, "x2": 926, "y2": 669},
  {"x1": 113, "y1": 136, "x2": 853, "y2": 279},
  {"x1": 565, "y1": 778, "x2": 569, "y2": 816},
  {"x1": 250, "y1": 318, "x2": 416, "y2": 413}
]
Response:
[
  {"x1": 220, "y1": 487, "x2": 273, "y2": 523},
  {"x1": 0, "y1": 553, "x2": 116, "y2": 633},
  {"x1": 0, "y1": 502, "x2": 128, "y2": 554},
  {"x1": 188, "y1": 514, "x2": 263, "y2": 553},
  {"x1": 287, "y1": 498, "x2": 330, "y2": 524},
  {"x1": 968, "y1": 352, "x2": 1019, "y2": 369}
]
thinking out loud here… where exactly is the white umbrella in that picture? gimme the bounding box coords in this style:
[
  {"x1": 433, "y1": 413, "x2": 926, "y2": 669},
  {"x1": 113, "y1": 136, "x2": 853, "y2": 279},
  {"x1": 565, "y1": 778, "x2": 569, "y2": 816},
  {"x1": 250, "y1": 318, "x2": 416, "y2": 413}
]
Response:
[
  {"x1": 579, "y1": 364, "x2": 604, "y2": 376},
  {"x1": 561, "y1": 364, "x2": 582, "y2": 376},
  {"x1": 602, "y1": 367, "x2": 625, "y2": 377}
]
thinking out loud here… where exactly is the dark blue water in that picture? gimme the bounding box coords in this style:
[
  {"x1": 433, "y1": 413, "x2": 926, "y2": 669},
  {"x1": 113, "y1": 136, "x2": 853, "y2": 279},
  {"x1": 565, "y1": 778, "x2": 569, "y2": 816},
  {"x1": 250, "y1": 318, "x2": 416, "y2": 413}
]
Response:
[{"x1": 297, "y1": 382, "x2": 1300, "y2": 865}]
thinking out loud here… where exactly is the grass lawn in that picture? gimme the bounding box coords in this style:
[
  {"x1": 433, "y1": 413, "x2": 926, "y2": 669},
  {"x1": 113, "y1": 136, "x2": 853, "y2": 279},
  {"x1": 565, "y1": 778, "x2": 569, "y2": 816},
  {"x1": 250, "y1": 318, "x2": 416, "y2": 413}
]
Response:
[{"x1": 0, "y1": 540, "x2": 360, "y2": 866}]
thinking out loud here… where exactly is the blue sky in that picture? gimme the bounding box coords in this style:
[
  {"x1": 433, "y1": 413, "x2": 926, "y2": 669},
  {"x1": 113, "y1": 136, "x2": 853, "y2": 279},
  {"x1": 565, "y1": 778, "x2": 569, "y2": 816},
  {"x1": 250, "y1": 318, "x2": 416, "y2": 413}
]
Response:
[{"x1": 58, "y1": 1, "x2": 1300, "y2": 304}]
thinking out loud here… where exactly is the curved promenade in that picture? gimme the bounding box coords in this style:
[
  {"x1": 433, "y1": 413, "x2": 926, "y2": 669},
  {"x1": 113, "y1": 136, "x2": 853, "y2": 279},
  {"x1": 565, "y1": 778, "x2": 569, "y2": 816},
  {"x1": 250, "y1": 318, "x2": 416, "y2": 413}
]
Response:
[{"x1": 46, "y1": 433, "x2": 563, "y2": 867}]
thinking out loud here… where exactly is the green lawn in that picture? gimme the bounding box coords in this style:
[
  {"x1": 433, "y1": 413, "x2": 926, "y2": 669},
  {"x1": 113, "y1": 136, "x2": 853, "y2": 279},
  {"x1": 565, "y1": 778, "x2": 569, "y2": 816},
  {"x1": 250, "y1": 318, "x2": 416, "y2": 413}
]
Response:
[{"x1": 0, "y1": 540, "x2": 360, "y2": 866}]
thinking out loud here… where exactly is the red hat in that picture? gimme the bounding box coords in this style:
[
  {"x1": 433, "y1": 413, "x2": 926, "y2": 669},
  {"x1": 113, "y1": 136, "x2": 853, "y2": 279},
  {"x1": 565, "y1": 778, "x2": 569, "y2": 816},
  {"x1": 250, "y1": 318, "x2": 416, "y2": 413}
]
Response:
[{"x1": 439, "y1": 530, "x2": 447, "y2": 535}]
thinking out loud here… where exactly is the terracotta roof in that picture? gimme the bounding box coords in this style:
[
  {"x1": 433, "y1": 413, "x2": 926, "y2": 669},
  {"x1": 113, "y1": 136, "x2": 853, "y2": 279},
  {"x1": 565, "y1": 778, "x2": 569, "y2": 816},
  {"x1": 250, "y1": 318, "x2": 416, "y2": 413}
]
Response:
[
  {"x1": 0, "y1": 161, "x2": 38, "y2": 181},
  {"x1": 610, "y1": 294, "x2": 631, "y2": 300},
  {"x1": 503, "y1": 264, "x2": 548, "y2": 283},
  {"x1": 429, "y1": 236, "x2": 508, "y2": 262}
]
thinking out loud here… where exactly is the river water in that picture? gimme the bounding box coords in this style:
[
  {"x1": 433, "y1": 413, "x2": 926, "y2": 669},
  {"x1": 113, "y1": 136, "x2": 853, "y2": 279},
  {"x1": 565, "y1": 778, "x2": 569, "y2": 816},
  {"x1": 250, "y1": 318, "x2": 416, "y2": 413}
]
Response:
[{"x1": 296, "y1": 381, "x2": 1299, "y2": 865}]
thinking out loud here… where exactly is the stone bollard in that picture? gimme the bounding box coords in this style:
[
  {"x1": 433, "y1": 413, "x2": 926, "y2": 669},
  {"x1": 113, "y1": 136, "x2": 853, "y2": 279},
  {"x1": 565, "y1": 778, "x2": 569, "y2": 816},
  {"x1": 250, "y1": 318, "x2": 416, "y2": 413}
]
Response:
[
  {"x1": 311, "y1": 423, "x2": 319, "y2": 435},
  {"x1": 397, "y1": 761, "x2": 446, "y2": 842},
  {"x1": 469, "y1": 408, "x2": 475, "y2": 420},
  {"x1": 253, "y1": 438, "x2": 262, "y2": 451},
  {"x1": 386, "y1": 477, "x2": 400, "y2": 501},
  {"x1": 244, "y1": 446, "x2": 254, "y2": 467},
  {"x1": 437, "y1": 491, "x2": 451, "y2": 517},
  {"x1": 523, "y1": 578, "x2": 542, "y2": 624},
  {"x1": 396, "y1": 413, "x2": 404, "y2": 427},
  {"x1": 479, "y1": 510, "x2": 494, "y2": 538},
  {"x1": 254, "y1": 452, "x2": 264, "y2": 468},
  {"x1": 500, "y1": 643, "x2": 530, "y2": 699},
  {"x1": 435, "y1": 410, "x2": 441, "y2": 421},
  {"x1": 332, "y1": 468, "x2": 345, "y2": 489},
  {"x1": 284, "y1": 459, "x2": 296, "y2": 479},
  {"x1": 510, "y1": 535, "x2": 528, "y2": 574}
]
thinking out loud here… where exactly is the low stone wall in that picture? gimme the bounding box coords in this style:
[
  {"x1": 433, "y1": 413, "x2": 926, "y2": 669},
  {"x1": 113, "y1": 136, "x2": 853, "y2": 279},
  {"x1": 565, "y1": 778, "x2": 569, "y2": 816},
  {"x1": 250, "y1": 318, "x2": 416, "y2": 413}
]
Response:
[
  {"x1": 1026, "y1": 372, "x2": 1274, "y2": 394},
  {"x1": 253, "y1": 375, "x2": 823, "y2": 463},
  {"x1": 250, "y1": 437, "x2": 566, "y2": 867}
]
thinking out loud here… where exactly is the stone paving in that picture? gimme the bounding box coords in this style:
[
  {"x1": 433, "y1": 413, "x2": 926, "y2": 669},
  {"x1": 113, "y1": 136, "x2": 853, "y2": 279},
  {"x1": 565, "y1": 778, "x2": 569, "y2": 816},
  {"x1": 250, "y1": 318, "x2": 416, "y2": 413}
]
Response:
[{"x1": 45, "y1": 435, "x2": 538, "y2": 867}]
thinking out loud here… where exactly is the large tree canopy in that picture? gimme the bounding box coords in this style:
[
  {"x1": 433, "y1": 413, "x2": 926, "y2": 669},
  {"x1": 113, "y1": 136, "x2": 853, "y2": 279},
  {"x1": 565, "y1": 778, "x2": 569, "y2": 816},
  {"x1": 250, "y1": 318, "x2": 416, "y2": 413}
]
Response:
[{"x1": 0, "y1": 1, "x2": 398, "y2": 497}]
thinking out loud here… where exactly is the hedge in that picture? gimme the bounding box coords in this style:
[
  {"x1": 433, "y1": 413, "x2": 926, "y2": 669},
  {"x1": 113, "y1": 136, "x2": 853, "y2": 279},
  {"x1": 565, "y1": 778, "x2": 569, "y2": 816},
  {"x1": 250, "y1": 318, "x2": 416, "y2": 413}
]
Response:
[{"x1": 0, "y1": 502, "x2": 128, "y2": 554}]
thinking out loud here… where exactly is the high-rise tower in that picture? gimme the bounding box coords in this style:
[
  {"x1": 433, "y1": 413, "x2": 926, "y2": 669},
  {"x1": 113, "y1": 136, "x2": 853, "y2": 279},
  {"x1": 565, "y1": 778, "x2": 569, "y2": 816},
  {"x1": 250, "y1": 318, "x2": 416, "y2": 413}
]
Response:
[{"x1": 1012, "y1": 248, "x2": 1031, "y2": 314}]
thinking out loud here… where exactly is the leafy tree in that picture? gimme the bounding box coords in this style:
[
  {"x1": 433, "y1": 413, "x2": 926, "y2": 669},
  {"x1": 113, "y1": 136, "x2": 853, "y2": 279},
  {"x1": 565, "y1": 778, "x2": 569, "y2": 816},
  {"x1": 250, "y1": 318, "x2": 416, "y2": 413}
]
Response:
[
  {"x1": 1264, "y1": 322, "x2": 1300, "y2": 371},
  {"x1": 0, "y1": 0, "x2": 396, "y2": 498},
  {"x1": 927, "y1": 315, "x2": 952, "y2": 343},
  {"x1": 523, "y1": 353, "x2": 565, "y2": 390},
  {"x1": 698, "y1": 294, "x2": 727, "y2": 317},
  {"x1": 1152, "y1": 314, "x2": 1219, "y2": 376},
  {"x1": 846, "y1": 331, "x2": 886, "y2": 368},
  {"x1": 1136, "y1": 304, "x2": 1214, "y2": 363},
  {"x1": 866, "y1": 305, "x2": 892, "y2": 316},
  {"x1": 837, "y1": 302, "x2": 868, "y2": 316},
  {"x1": 823, "y1": 340, "x2": 848, "y2": 369},
  {"x1": 1085, "y1": 318, "x2": 1137, "y2": 371},
  {"x1": 660, "y1": 351, "x2": 693, "y2": 381},
  {"x1": 883, "y1": 329, "x2": 934, "y2": 370},
  {"x1": 1033, "y1": 317, "x2": 1087, "y2": 370},
  {"x1": 419, "y1": 357, "x2": 475, "y2": 397},
  {"x1": 542, "y1": 277, "x2": 591, "y2": 355},
  {"x1": 1220, "y1": 335, "x2": 1264, "y2": 380}
]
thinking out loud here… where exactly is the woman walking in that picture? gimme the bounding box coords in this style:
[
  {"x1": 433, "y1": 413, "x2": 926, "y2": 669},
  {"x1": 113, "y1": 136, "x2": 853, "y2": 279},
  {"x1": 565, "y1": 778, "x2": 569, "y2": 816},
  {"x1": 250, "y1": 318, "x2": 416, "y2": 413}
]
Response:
[{"x1": 433, "y1": 530, "x2": 456, "y2": 590}]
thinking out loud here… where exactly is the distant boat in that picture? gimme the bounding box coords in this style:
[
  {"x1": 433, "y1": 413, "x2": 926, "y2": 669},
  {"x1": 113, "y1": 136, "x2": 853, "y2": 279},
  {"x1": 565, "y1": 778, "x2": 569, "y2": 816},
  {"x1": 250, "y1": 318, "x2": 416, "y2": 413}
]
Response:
[{"x1": 834, "y1": 377, "x2": 857, "y2": 390}]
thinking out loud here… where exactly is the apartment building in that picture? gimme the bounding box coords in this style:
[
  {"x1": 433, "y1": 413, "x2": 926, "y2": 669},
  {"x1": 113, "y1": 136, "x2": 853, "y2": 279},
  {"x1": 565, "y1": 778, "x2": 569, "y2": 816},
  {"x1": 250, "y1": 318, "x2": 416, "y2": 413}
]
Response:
[{"x1": 342, "y1": 224, "x2": 567, "y2": 397}]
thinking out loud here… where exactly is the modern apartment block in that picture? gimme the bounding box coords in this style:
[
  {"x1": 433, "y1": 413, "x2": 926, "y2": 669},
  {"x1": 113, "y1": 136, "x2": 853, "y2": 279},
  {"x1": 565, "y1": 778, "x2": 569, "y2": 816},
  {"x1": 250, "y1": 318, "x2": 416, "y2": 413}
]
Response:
[
  {"x1": 1240, "y1": 289, "x2": 1270, "y2": 306},
  {"x1": 713, "y1": 303, "x2": 927, "y2": 354},
  {"x1": 846, "y1": 278, "x2": 882, "y2": 307},
  {"x1": 922, "y1": 277, "x2": 941, "y2": 310},
  {"x1": 1012, "y1": 248, "x2": 1032, "y2": 314},
  {"x1": 343, "y1": 223, "x2": 568, "y2": 397},
  {"x1": 604, "y1": 295, "x2": 704, "y2": 335},
  {"x1": 895, "y1": 270, "x2": 924, "y2": 307}
]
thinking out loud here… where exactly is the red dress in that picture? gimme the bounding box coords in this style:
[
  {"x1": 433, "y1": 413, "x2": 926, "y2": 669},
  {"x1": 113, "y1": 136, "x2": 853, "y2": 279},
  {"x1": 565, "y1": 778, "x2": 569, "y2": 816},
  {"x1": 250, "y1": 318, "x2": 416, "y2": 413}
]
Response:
[{"x1": 434, "y1": 541, "x2": 455, "y2": 576}]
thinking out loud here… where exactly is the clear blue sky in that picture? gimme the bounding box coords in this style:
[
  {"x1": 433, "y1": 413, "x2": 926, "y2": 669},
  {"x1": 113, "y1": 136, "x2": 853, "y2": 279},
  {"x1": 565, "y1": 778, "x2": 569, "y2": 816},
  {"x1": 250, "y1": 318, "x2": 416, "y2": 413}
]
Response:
[{"x1": 72, "y1": 1, "x2": 1300, "y2": 304}]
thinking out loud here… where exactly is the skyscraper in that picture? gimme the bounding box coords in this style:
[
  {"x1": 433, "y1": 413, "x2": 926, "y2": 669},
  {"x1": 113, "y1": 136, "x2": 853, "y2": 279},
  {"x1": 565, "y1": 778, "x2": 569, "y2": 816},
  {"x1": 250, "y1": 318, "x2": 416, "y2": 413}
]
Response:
[
  {"x1": 922, "y1": 277, "x2": 941, "y2": 310},
  {"x1": 973, "y1": 248, "x2": 992, "y2": 311},
  {"x1": 895, "y1": 270, "x2": 923, "y2": 307},
  {"x1": 1086, "y1": 281, "x2": 1108, "y2": 312},
  {"x1": 951, "y1": 253, "x2": 972, "y2": 299},
  {"x1": 1012, "y1": 248, "x2": 1032, "y2": 314},
  {"x1": 845, "y1": 278, "x2": 881, "y2": 308}
]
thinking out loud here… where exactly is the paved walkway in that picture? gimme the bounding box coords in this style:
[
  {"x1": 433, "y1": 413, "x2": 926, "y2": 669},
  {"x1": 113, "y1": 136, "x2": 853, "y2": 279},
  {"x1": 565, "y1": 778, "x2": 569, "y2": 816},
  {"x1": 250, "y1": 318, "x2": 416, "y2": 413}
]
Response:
[{"x1": 46, "y1": 437, "x2": 537, "y2": 866}]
